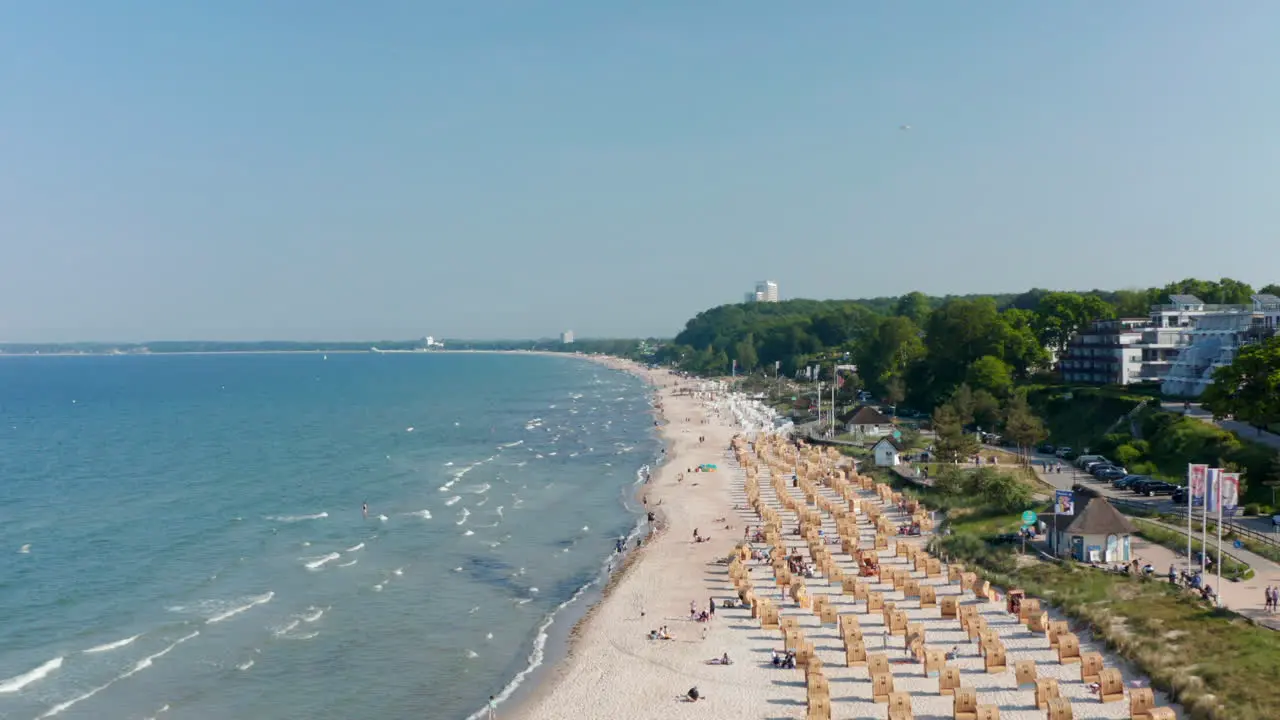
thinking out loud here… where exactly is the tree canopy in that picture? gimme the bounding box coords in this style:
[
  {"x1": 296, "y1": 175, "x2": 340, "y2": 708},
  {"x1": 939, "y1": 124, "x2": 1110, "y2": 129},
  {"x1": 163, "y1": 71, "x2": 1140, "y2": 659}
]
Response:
[
  {"x1": 1202, "y1": 335, "x2": 1280, "y2": 429},
  {"x1": 659, "y1": 276, "x2": 1274, "y2": 408}
]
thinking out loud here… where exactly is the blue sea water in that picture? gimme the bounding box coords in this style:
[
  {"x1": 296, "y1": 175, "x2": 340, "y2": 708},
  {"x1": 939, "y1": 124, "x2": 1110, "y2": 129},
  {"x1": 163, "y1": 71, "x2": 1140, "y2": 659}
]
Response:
[{"x1": 0, "y1": 352, "x2": 659, "y2": 720}]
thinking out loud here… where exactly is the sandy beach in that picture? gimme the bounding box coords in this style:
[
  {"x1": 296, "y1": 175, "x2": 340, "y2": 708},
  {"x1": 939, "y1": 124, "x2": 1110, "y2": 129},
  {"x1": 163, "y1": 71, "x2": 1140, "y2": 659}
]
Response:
[{"x1": 513, "y1": 358, "x2": 1185, "y2": 720}]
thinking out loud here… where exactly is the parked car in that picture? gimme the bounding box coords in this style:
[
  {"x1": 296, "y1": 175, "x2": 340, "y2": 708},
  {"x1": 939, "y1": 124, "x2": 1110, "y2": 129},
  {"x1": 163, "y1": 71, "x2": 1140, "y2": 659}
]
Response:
[
  {"x1": 1093, "y1": 466, "x2": 1128, "y2": 481},
  {"x1": 1075, "y1": 454, "x2": 1106, "y2": 469},
  {"x1": 1134, "y1": 480, "x2": 1178, "y2": 497},
  {"x1": 1172, "y1": 487, "x2": 1188, "y2": 504},
  {"x1": 1113, "y1": 475, "x2": 1150, "y2": 490},
  {"x1": 1273, "y1": 514, "x2": 1280, "y2": 527},
  {"x1": 1060, "y1": 449, "x2": 1079, "y2": 461},
  {"x1": 1082, "y1": 459, "x2": 1113, "y2": 474},
  {"x1": 1038, "y1": 443, "x2": 1055, "y2": 454},
  {"x1": 1055, "y1": 446, "x2": 1073, "y2": 458}
]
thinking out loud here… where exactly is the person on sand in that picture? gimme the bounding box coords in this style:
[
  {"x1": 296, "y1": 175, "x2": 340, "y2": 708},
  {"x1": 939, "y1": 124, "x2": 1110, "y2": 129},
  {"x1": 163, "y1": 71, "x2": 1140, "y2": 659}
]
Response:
[{"x1": 487, "y1": 695, "x2": 496, "y2": 719}]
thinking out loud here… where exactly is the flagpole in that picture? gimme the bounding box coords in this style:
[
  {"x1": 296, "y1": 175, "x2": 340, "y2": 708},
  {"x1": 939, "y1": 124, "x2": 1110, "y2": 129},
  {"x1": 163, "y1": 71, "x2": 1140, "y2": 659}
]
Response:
[
  {"x1": 1201, "y1": 469, "x2": 1211, "y2": 573},
  {"x1": 1186, "y1": 464, "x2": 1194, "y2": 576},
  {"x1": 1216, "y1": 474, "x2": 1227, "y2": 606}
]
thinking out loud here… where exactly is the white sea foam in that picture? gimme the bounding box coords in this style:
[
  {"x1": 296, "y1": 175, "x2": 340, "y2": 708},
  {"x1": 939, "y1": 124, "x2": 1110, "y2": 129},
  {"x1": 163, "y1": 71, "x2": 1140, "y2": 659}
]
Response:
[
  {"x1": 302, "y1": 606, "x2": 326, "y2": 623},
  {"x1": 469, "y1": 605, "x2": 480, "y2": 614},
  {"x1": 346, "y1": 542, "x2": 365, "y2": 552},
  {"x1": 466, "y1": 650, "x2": 479, "y2": 658},
  {"x1": 495, "y1": 506, "x2": 504, "y2": 516},
  {"x1": 268, "y1": 512, "x2": 328, "y2": 523},
  {"x1": 378, "y1": 514, "x2": 388, "y2": 522},
  {"x1": 409, "y1": 509, "x2": 432, "y2": 519},
  {"x1": 338, "y1": 559, "x2": 358, "y2": 567},
  {"x1": 470, "y1": 483, "x2": 491, "y2": 494},
  {"x1": 373, "y1": 584, "x2": 384, "y2": 592},
  {"x1": 273, "y1": 620, "x2": 301, "y2": 637},
  {"x1": 444, "y1": 496, "x2": 462, "y2": 506},
  {"x1": 464, "y1": 530, "x2": 475, "y2": 536},
  {"x1": 291, "y1": 631, "x2": 318, "y2": 640},
  {"x1": 394, "y1": 567, "x2": 404, "y2": 576},
  {"x1": 143, "y1": 703, "x2": 170, "y2": 720},
  {"x1": 444, "y1": 461, "x2": 454, "y2": 467},
  {"x1": 19, "y1": 543, "x2": 30, "y2": 553},
  {"x1": 237, "y1": 659, "x2": 255, "y2": 671},
  {"x1": 0, "y1": 656, "x2": 63, "y2": 693},
  {"x1": 515, "y1": 598, "x2": 532, "y2": 605},
  {"x1": 475, "y1": 497, "x2": 489, "y2": 507},
  {"x1": 457, "y1": 508, "x2": 470, "y2": 526},
  {"x1": 304, "y1": 553, "x2": 341, "y2": 570},
  {"x1": 405, "y1": 426, "x2": 414, "y2": 432},
  {"x1": 439, "y1": 479, "x2": 458, "y2": 492},
  {"x1": 83, "y1": 633, "x2": 142, "y2": 654},
  {"x1": 207, "y1": 592, "x2": 274, "y2": 624},
  {"x1": 500, "y1": 440, "x2": 523, "y2": 448},
  {"x1": 123, "y1": 631, "x2": 199, "y2": 679}
]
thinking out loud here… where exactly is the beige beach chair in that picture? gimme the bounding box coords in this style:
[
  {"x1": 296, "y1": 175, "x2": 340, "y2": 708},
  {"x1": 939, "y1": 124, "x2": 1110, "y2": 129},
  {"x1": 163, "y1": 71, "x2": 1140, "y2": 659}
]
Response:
[
  {"x1": 1046, "y1": 697, "x2": 1073, "y2": 719},
  {"x1": 888, "y1": 610, "x2": 908, "y2": 636},
  {"x1": 984, "y1": 643, "x2": 1007, "y2": 673},
  {"x1": 974, "y1": 707, "x2": 999, "y2": 720},
  {"x1": 871, "y1": 671, "x2": 895, "y2": 703},
  {"x1": 887, "y1": 691, "x2": 913, "y2": 719},
  {"x1": 953, "y1": 688, "x2": 978, "y2": 720},
  {"x1": 903, "y1": 578, "x2": 921, "y2": 598},
  {"x1": 1018, "y1": 597, "x2": 1041, "y2": 624},
  {"x1": 923, "y1": 649, "x2": 946, "y2": 677},
  {"x1": 867, "y1": 653, "x2": 890, "y2": 677},
  {"x1": 844, "y1": 640, "x2": 868, "y2": 667},
  {"x1": 919, "y1": 584, "x2": 937, "y2": 609},
  {"x1": 1015, "y1": 659, "x2": 1037, "y2": 687},
  {"x1": 1035, "y1": 678, "x2": 1061, "y2": 708},
  {"x1": 1099, "y1": 668, "x2": 1125, "y2": 703},
  {"x1": 1057, "y1": 633, "x2": 1081, "y2": 664},
  {"x1": 1028, "y1": 611, "x2": 1048, "y2": 633},
  {"x1": 940, "y1": 595, "x2": 958, "y2": 619},
  {"x1": 1080, "y1": 652, "x2": 1104, "y2": 684},
  {"x1": 1047, "y1": 620, "x2": 1069, "y2": 647},
  {"x1": 867, "y1": 591, "x2": 884, "y2": 614},
  {"x1": 938, "y1": 666, "x2": 962, "y2": 695}
]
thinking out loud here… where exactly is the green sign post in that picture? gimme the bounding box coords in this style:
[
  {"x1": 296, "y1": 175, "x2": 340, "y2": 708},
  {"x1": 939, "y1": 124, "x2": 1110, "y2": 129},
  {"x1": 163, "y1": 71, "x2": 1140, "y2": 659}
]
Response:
[{"x1": 1021, "y1": 510, "x2": 1038, "y2": 526}]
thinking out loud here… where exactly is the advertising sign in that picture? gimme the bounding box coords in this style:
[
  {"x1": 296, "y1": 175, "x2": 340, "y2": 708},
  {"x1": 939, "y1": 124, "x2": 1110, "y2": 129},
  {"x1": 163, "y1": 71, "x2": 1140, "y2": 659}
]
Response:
[
  {"x1": 1055, "y1": 489, "x2": 1074, "y2": 516},
  {"x1": 1188, "y1": 464, "x2": 1208, "y2": 508}
]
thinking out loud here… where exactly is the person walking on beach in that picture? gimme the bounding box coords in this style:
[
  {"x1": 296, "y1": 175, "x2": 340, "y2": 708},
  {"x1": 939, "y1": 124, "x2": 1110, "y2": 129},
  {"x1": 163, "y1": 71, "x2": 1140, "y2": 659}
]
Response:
[{"x1": 487, "y1": 695, "x2": 496, "y2": 719}]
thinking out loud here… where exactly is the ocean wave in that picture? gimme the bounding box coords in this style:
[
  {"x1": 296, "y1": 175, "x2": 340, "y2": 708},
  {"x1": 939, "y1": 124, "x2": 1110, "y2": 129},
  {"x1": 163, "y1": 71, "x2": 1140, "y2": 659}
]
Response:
[
  {"x1": 499, "y1": 440, "x2": 523, "y2": 448},
  {"x1": 378, "y1": 514, "x2": 388, "y2": 522},
  {"x1": 304, "y1": 553, "x2": 341, "y2": 571},
  {"x1": 469, "y1": 483, "x2": 491, "y2": 494},
  {"x1": 302, "y1": 606, "x2": 326, "y2": 623},
  {"x1": 267, "y1": 512, "x2": 328, "y2": 523},
  {"x1": 394, "y1": 567, "x2": 404, "y2": 576},
  {"x1": 237, "y1": 659, "x2": 254, "y2": 671},
  {"x1": 83, "y1": 633, "x2": 142, "y2": 654},
  {"x1": 41, "y1": 632, "x2": 200, "y2": 718},
  {"x1": 456, "y1": 508, "x2": 470, "y2": 526},
  {"x1": 464, "y1": 530, "x2": 475, "y2": 536},
  {"x1": 444, "y1": 496, "x2": 462, "y2": 506},
  {"x1": 272, "y1": 620, "x2": 300, "y2": 638},
  {"x1": 0, "y1": 656, "x2": 63, "y2": 694},
  {"x1": 346, "y1": 542, "x2": 365, "y2": 552},
  {"x1": 337, "y1": 559, "x2": 358, "y2": 567},
  {"x1": 207, "y1": 592, "x2": 274, "y2": 624},
  {"x1": 408, "y1": 509, "x2": 432, "y2": 519},
  {"x1": 291, "y1": 631, "x2": 318, "y2": 640}
]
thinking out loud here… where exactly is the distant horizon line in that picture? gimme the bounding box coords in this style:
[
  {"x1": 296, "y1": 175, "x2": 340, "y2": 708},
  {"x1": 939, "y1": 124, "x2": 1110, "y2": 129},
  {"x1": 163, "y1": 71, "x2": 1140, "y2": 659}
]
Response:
[{"x1": 0, "y1": 337, "x2": 666, "y2": 347}]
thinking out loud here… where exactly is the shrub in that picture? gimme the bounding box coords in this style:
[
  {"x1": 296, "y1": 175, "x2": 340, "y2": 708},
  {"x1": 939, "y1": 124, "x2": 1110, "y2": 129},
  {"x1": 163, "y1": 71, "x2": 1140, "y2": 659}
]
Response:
[
  {"x1": 1243, "y1": 503, "x2": 1261, "y2": 517},
  {"x1": 1115, "y1": 443, "x2": 1145, "y2": 466}
]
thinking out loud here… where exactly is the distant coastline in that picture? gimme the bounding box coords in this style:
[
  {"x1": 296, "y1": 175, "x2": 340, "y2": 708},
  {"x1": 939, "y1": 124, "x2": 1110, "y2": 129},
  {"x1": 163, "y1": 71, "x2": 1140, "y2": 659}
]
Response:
[{"x1": 0, "y1": 338, "x2": 662, "y2": 358}]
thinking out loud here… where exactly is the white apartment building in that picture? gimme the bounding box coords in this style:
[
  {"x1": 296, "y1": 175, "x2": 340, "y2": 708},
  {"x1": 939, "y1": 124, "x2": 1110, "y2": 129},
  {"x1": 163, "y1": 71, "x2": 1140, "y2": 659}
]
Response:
[
  {"x1": 560, "y1": 330, "x2": 574, "y2": 344},
  {"x1": 1161, "y1": 294, "x2": 1280, "y2": 397},
  {"x1": 745, "y1": 281, "x2": 779, "y2": 303},
  {"x1": 1059, "y1": 294, "x2": 1280, "y2": 388}
]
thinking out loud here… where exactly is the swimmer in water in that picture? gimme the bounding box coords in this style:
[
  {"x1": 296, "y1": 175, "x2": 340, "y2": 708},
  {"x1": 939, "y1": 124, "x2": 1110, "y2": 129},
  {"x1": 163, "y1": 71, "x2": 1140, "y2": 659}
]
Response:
[{"x1": 362, "y1": 502, "x2": 368, "y2": 518}]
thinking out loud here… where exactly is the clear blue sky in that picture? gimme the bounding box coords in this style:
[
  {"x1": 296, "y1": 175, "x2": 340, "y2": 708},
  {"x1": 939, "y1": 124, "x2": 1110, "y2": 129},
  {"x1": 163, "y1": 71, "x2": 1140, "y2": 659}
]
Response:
[{"x1": 3, "y1": 2, "x2": 1278, "y2": 342}]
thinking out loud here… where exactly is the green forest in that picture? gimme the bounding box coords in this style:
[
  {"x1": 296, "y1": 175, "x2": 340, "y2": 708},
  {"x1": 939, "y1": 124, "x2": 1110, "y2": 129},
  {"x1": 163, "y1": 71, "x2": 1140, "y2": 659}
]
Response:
[{"x1": 659, "y1": 277, "x2": 1278, "y2": 413}]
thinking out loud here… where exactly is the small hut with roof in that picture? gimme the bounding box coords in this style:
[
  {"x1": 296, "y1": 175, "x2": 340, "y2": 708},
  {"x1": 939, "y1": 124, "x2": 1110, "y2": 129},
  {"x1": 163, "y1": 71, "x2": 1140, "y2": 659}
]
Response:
[{"x1": 1051, "y1": 496, "x2": 1136, "y2": 564}]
